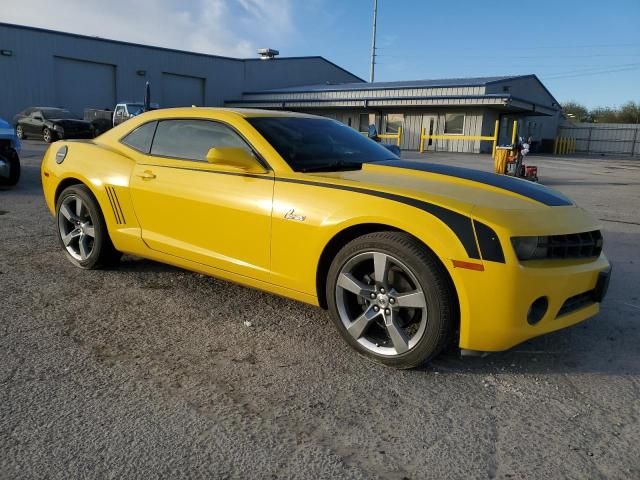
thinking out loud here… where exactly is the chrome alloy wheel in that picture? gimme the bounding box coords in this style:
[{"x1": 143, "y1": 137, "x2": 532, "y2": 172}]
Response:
[
  {"x1": 58, "y1": 195, "x2": 96, "y2": 261},
  {"x1": 335, "y1": 251, "x2": 428, "y2": 356}
]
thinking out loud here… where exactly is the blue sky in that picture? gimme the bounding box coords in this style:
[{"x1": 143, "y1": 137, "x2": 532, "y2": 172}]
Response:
[{"x1": 6, "y1": 0, "x2": 639, "y2": 108}]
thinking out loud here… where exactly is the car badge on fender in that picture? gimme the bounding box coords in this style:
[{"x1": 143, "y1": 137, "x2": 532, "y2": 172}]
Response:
[{"x1": 284, "y1": 209, "x2": 306, "y2": 222}]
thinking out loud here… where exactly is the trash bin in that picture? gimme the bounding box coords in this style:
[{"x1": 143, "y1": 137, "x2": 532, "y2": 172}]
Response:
[{"x1": 494, "y1": 146, "x2": 513, "y2": 174}]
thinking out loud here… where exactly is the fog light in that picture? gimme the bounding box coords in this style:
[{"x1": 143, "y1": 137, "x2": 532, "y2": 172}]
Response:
[{"x1": 527, "y1": 297, "x2": 548, "y2": 325}]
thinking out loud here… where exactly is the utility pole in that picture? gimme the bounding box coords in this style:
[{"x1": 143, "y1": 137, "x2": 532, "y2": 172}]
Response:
[{"x1": 370, "y1": 0, "x2": 378, "y2": 83}]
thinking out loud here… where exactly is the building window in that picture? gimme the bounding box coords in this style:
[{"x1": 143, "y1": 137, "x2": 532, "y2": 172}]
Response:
[
  {"x1": 384, "y1": 114, "x2": 404, "y2": 134},
  {"x1": 444, "y1": 113, "x2": 465, "y2": 135}
]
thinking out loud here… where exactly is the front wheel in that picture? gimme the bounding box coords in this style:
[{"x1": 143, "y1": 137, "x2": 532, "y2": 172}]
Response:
[
  {"x1": 0, "y1": 151, "x2": 20, "y2": 186},
  {"x1": 43, "y1": 127, "x2": 56, "y2": 143},
  {"x1": 327, "y1": 232, "x2": 456, "y2": 369},
  {"x1": 56, "y1": 185, "x2": 121, "y2": 269}
]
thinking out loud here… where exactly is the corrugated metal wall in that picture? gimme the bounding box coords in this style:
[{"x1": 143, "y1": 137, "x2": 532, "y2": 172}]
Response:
[
  {"x1": 306, "y1": 108, "x2": 487, "y2": 152},
  {"x1": 558, "y1": 123, "x2": 640, "y2": 156},
  {"x1": 0, "y1": 23, "x2": 363, "y2": 120}
]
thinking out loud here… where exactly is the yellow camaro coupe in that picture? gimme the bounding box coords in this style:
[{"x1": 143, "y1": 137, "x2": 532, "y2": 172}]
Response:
[{"x1": 41, "y1": 108, "x2": 611, "y2": 368}]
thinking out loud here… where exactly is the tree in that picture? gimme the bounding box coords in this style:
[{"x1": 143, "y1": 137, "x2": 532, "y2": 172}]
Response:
[
  {"x1": 617, "y1": 101, "x2": 640, "y2": 124},
  {"x1": 590, "y1": 106, "x2": 619, "y2": 123},
  {"x1": 561, "y1": 101, "x2": 589, "y2": 122}
]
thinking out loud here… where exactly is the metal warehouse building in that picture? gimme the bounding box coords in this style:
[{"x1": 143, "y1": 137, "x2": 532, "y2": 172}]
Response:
[
  {"x1": 225, "y1": 76, "x2": 563, "y2": 153},
  {"x1": 0, "y1": 23, "x2": 362, "y2": 121},
  {"x1": 1, "y1": 22, "x2": 562, "y2": 153}
]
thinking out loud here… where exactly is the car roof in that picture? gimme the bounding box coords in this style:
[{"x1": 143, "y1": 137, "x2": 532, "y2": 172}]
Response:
[{"x1": 142, "y1": 107, "x2": 319, "y2": 119}]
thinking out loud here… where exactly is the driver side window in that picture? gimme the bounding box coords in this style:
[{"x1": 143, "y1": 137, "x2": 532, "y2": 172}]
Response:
[{"x1": 150, "y1": 119, "x2": 253, "y2": 162}]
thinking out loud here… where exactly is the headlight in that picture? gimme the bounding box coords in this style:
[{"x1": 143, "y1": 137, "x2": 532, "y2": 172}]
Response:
[
  {"x1": 511, "y1": 236, "x2": 549, "y2": 260},
  {"x1": 53, "y1": 125, "x2": 63, "y2": 131}
]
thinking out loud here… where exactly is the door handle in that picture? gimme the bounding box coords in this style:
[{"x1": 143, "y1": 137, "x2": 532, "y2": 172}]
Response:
[{"x1": 136, "y1": 170, "x2": 156, "y2": 180}]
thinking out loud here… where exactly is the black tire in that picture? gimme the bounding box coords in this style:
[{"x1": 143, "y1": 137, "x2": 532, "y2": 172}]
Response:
[
  {"x1": 15, "y1": 125, "x2": 26, "y2": 140},
  {"x1": 43, "y1": 127, "x2": 56, "y2": 143},
  {"x1": 326, "y1": 231, "x2": 456, "y2": 369},
  {"x1": 0, "y1": 150, "x2": 20, "y2": 187},
  {"x1": 55, "y1": 184, "x2": 121, "y2": 269}
]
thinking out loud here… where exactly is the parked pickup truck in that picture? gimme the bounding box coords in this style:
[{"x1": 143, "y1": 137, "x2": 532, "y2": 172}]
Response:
[{"x1": 84, "y1": 102, "x2": 160, "y2": 135}]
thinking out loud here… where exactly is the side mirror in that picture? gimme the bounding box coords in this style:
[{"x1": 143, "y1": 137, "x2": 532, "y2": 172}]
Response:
[
  {"x1": 206, "y1": 147, "x2": 266, "y2": 174},
  {"x1": 367, "y1": 124, "x2": 378, "y2": 138}
]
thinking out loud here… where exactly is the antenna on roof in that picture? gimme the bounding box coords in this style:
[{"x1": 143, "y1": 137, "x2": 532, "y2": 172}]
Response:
[{"x1": 258, "y1": 48, "x2": 279, "y2": 60}]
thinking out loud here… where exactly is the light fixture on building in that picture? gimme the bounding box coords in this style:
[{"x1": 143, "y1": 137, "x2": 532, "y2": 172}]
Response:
[
  {"x1": 258, "y1": 48, "x2": 279, "y2": 60},
  {"x1": 1, "y1": 49, "x2": 13, "y2": 56},
  {"x1": 136, "y1": 69, "x2": 147, "y2": 76}
]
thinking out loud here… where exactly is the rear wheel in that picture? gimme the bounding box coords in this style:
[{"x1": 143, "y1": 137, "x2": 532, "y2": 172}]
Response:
[
  {"x1": 16, "y1": 125, "x2": 26, "y2": 140},
  {"x1": 327, "y1": 231, "x2": 456, "y2": 369},
  {"x1": 56, "y1": 185, "x2": 121, "y2": 269}
]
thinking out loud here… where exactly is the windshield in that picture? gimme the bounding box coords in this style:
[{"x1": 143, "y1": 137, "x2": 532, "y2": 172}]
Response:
[
  {"x1": 247, "y1": 117, "x2": 399, "y2": 172},
  {"x1": 126, "y1": 104, "x2": 145, "y2": 116},
  {"x1": 41, "y1": 109, "x2": 76, "y2": 120}
]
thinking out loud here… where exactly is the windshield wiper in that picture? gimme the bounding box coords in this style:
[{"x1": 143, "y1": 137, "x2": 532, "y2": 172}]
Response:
[{"x1": 299, "y1": 161, "x2": 363, "y2": 173}]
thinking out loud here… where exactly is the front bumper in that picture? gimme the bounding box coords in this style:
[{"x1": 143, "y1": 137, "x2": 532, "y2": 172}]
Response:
[{"x1": 457, "y1": 254, "x2": 611, "y2": 352}]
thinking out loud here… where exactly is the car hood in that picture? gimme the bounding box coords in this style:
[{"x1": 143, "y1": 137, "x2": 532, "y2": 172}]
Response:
[
  {"x1": 304, "y1": 160, "x2": 597, "y2": 235},
  {"x1": 49, "y1": 119, "x2": 92, "y2": 128}
]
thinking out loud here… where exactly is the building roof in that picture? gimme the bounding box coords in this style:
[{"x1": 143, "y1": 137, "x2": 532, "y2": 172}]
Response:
[{"x1": 245, "y1": 75, "x2": 530, "y2": 94}]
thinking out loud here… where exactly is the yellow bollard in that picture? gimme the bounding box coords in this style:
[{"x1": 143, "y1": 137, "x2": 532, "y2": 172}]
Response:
[
  {"x1": 397, "y1": 126, "x2": 402, "y2": 147},
  {"x1": 511, "y1": 120, "x2": 518, "y2": 145},
  {"x1": 419, "y1": 127, "x2": 425, "y2": 153},
  {"x1": 492, "y1": 119, "x2": 499, "y2": 159}
]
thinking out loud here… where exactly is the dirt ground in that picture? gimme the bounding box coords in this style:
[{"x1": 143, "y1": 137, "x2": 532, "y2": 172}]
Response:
[{"x1": 1, "y1": 141, "x2": 639, "y2": 479}]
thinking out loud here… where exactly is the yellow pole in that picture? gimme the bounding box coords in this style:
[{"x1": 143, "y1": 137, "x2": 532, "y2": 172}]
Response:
[
  {"x1": 573, "y1": 137, "x2": 576, "y2": 153},
  {"x1": 511, "y1": 120, "x2": 518, "y2": 145},
  {"x1": 492, "y1": 119, "x2": 499, "y2": 158},
  {"x1": 563, "y1": 137, "x2": 568, "y2": 155},
  {"x1": 419, "y1": 127, "x2": 425, "y2": 153},
  {"x1": 553, "y1": 138, "x2": 558, "y2": 155},
  {"x1": 397, "y1": 126, "x2": 402, "y2": 147},
  {"x1": 561, "y1": 137, "x2": 566, "y2": 155}
]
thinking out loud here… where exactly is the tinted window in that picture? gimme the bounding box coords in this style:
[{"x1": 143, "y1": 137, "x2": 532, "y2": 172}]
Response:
[
  {"x1": 121, "y1": 121, "x2": 157, "y2": 153},
  {"x1": 247, "y1": 117, "x2": 398, "y2": 172},
  {"x1": 151, "y1": 119, "x2": 251, "y2": 161}
]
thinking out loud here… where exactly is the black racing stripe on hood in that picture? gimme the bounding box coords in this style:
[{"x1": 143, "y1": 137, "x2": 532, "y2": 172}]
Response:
[
  {"x1": 276, "y1": 177, "x2": 481, "y2": 259},
  {"x1": 375, "y1": 160, "x2": 573, "y2": 207}
]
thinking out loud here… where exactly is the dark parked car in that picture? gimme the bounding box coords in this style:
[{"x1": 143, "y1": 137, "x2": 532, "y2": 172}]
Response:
[{"x1": 13, "y1": 107, "x2": 94, "y2": 143}]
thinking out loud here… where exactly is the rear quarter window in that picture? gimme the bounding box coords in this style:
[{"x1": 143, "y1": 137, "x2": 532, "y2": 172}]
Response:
[{"x1": 121, "y1": 121, "x2": 158, "y2": 154}]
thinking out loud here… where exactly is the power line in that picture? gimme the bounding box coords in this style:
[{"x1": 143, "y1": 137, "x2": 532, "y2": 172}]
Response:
[{"x1": 541, "y1": 65, "x2": 640, "y2": 80}]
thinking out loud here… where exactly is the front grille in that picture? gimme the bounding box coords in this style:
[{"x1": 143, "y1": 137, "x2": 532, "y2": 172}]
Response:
[
  {"x1": 543, "y1": 230, "x2": 603, "y2": 259},
  {"x1": 556, "y1": 291, "x2": 595, "y2": 318}
]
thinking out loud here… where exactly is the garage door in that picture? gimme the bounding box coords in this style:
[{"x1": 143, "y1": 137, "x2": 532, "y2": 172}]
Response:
[
  {"x1": 54, "y1": 57, "x2": 116, "y2": 117},
  {"x1": 161, "y1": 73, "x2": 205, "y2": 107}
]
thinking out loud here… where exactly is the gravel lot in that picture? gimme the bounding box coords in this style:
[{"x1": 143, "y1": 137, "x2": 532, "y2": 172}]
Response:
[{"x1": 1, "y1": 141, "x2": 639, "y2": 479}]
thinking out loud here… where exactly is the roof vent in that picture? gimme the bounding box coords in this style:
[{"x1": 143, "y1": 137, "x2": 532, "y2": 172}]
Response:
[{"x1": 258, "y1": 48, "x2": 279, "y2": 60}]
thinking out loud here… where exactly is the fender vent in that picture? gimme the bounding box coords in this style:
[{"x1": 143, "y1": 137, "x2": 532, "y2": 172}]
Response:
[{"x1": 105, "y1": 185, "x2": 126, "y2": 225}]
